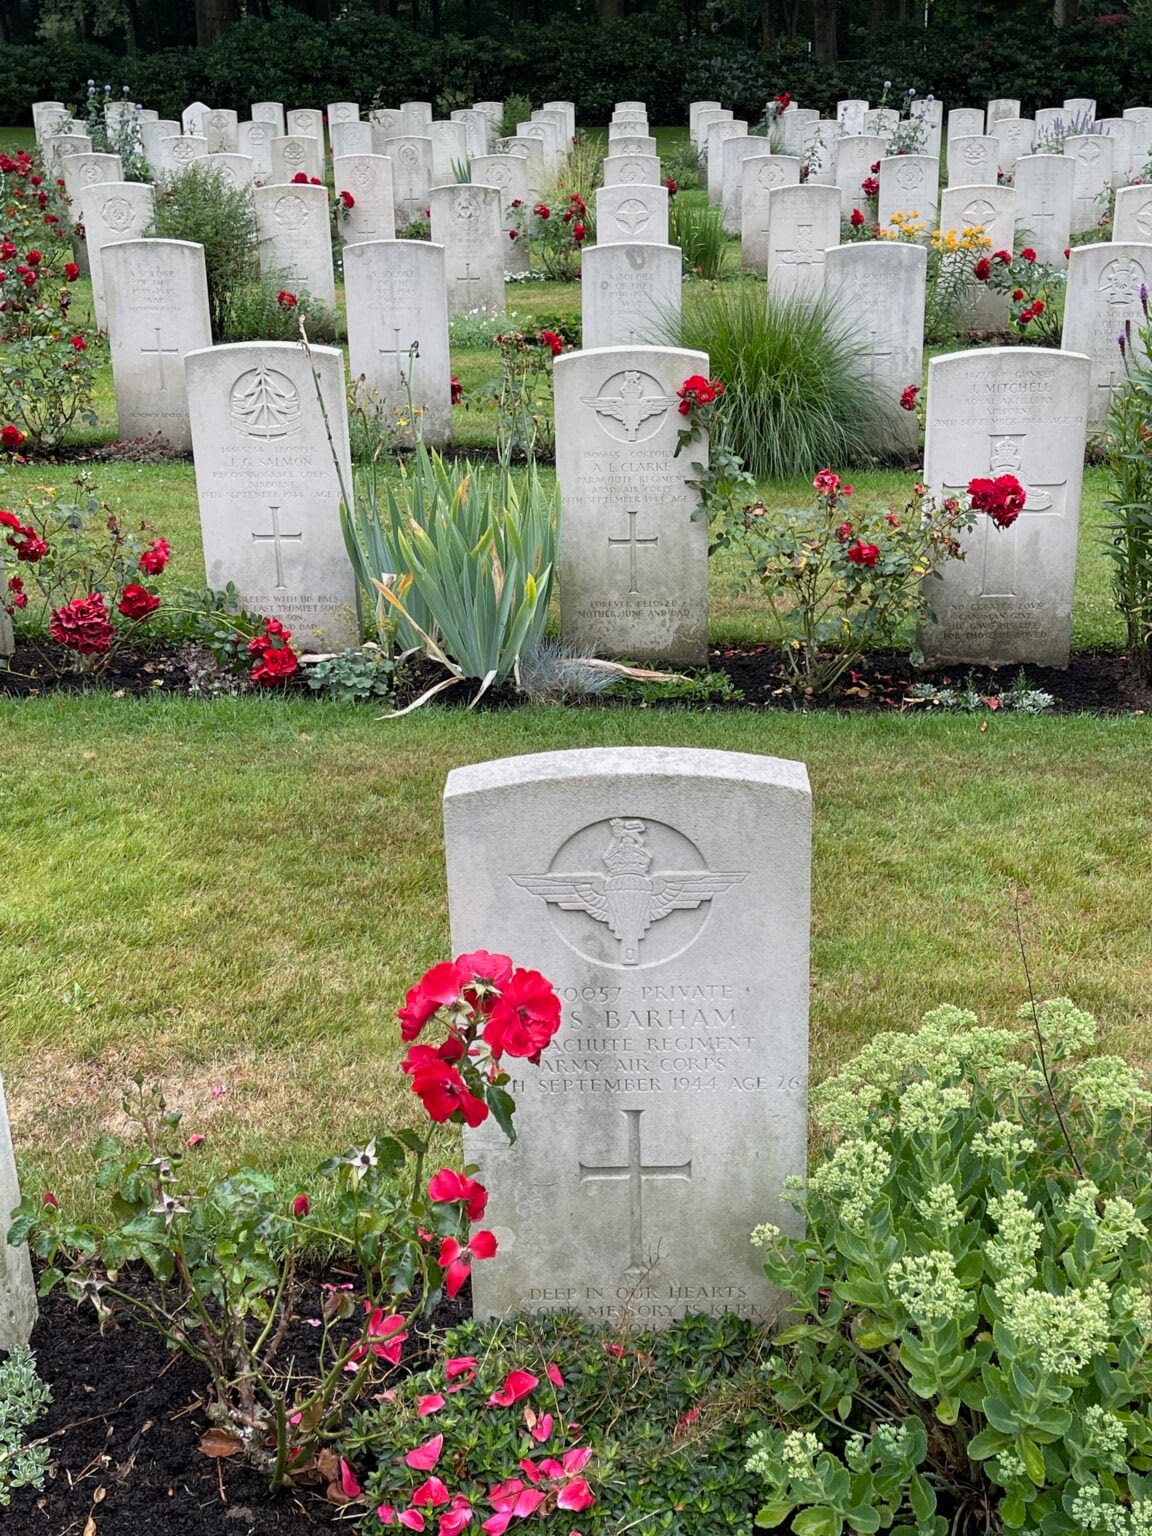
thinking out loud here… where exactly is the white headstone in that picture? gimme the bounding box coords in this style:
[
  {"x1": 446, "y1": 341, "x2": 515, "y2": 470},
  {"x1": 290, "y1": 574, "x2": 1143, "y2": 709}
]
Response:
[
  {"x1": 140, "y1": 118, "x2": 179, "y2": 175},
  {"x1": 705, "y1": 120, "x2": 747, "y2": 203},
  {"x1": 834, "y1": 133, "x2": 886, "y2": 210},
  {"x1": 864, "y1": 107, "x2": 899, "y2": 138},
  {"x1": 878, "y1": 153, "x2": 939, "y2": 233},
  {"x1": 994, "y1": 116, "x2": 1034, "y2": 176},
  {"x1": 186, "y1": 341, "x2": 358, "y2": 650},
  {"x1": 603, "y1": 153, "x2": 663, "y2": 189},
  {"x1": 0, "y1": 1072, "x2": 36, "y2": 1351},
  {"x1": 43, "y1": 132, "x2": 93, "y2": 176},
  {"x1": 1033, "y1": 106, "x2": 1065, "y2": 145},
  {"x1": 252, "y1": 101, "x2": 286, "y2": 135},
  {"x1": 802, "y1": 119, "x2": 841, "y2": 186},
  {"x1": 1098, "y1": 118, "x2": 1135, "y2": 187},
  {"x1": 31, "y1": 100, "x2": 65, "y2": 141},
  {"x1": 85, "y1": 180, "x2": 155, "y2": 328},
  {"x1": 1061, "y1": 242, "x2": 1152, "y2": 432},
  {"x1": 581, "y1": 242, "x2": 681, "y2": 350},
  {"x1": 947, "y1": 134, "x2": 1000, "y2": 187},
  {"x1": 327, "y1": 101, "x2": 360, "y2": 129},
  {"x1": 370, "y1": 106, "x2": 403, "y2": 141},
  {"x1": 389, "y1": 137, "x2": 434, "y2": 224},
  {"x1": 517, "y1": 119, "x2": 561, "y2": 176},
  {"x1": 496, "y1": 136, "x2": 544, "y2": 199},
  {"x1": 694, "y1": 107, "x2": 733, "y2": 151},
  {"x1": 330, "y1": 120, "x2": 374, "y2": 160},
  {"x1": 986, "y1": 99, "x2": 1021, "y2": 132},
  {"x1": 939, "y1": 184, "x2": 1016, "y2": 328},
  {"x1": 237, "y1": 119, "x2": 275, "y2": 177},
  {"x1": 837, "y1": 99, "x2": 868, "y2": 136},
  {"x1": 1113, "y1": 184, "x2": 1152, "y2": 244},
  {"x1": 1122, "y1": 107, "x2": 1152, "y2": 172},
  {"x1": 182, "y1": 100, "x2": 209, "y2": 137},
  {"x1": 287, "y1": 108, "x2": 323, "y2": 140},
  {"x1": 947, "y1": 107, "x2": 985, "y2": 142},
  {"x1": 254, "y1": 182, "x2": 336, "y2": 310},
  {"x1": 429, "y1": 182, "x2": 505, "y2": 316},
  {"x1": 1013, "y1": 154, "x2": 1074, "y2": 264},
  {"x1": 825, "y1": 241, "x2": 926, "y2": 456},
  {"x1": 444, "y1": 745, "x2": 811, "y2": 1327},
  {"x1": 471, "y1": 154, "x2": 530, "y2": 273},
  {"x1": 156, "y1": 134, "x2": 208, "y2": 180},
  {"x1": 689, "y1": 100, "x2": 723, "y2": 143},
  {"x1": 544, "y1": 100, "x2": 576, "y2": 141},
  {"x1": 333, "y1": 154, "x2": 396, "y2": 244},
  {"x1": 401, "y1": 101, "x2": 434, "y2": 134},
  {"x1": 344, "y1": 238, "x2": 452, "y2": 449},
  {"x1": 204, "y1": 152, "x2": 255, "y2": 190},
  {"x1": 103, "y1": 239, "x2": 212, "y2": 450},
  {"x1": 1064, "y1": 97, "x2": 1097, "y2": 127},
  {"x1": 452, "y1": 109, "x2": 492, "y2": 158},
  {"x1": 62, "y1": 151, "x2": 123, "y2": 211},
  {"x1": 720, "y1": 136, "x2": 768, "y2": 233},
  {"x1": 474, "y1": 101, "x2": 504, "y2": 128},
  {"x1": 427, "y1": 119, "x2": 468, "y2": 184},
  {"x1": 765, "y1": 183, "x2": 840, "y2": 302},
  {"x1": 204, "y1": 108, "x2": 239, "y2": 154},
  {"x1": 741, "y1": 155, "x2": 802, "y2": 272},
  {"x1": 555, "y1": 346, "x2": 708, "y2": 663},
  {"x1": 595, "y1": 184, "x2": 669, "y2": 246},
  {"x1": 918, "y1": 347, "x2": 1090, "y2": 667},
  {"x1": 270, "y1": 134, "x2": 323, "y2": 185},
  {"x1": 610, "y1": 135, "x2": 658, "y2": 160},
  {"x1": 1066, "y1": 134, "x2": 1114, "y2": 234}
]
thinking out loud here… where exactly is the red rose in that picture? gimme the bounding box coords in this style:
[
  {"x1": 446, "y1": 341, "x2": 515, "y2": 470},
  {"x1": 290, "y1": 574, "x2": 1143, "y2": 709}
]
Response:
[
  {"x1": 846, "y1": 540, "x2": 880, "y2": 567},
  {"x1": 850, "y1": 208, "x2": 865, "y2": 228},
  {"x1": 664, "y1": 178, "x2": 678, "y2": 196},
  {"x1": 251, "y1": 644, "x2": 298, "y2": 685},
  {"x1": 25, "y1": 249, "x2": 40, "y2": 265},
  {"x1": 117, "y1": 583, "x2": 160, "y2": 621},
  {"x1": 870, "y1": 160, "x2": 881, "y2": 174},
  {"x1": 276, "y1": 290, "x2": 297, "y2": 308},
  {"x1": 1031, "y1": 299, "x2": 1045, "y2": 315},
  {"x1": 508, "y1": 228, "x2": 518, "y2": 240},
  {"x1": 992, "y1": 249, "x2": 1011, "y2": 264},
  {"x1": 293, "y1": 1193, "x2": 311, "y2": 1218},
  {"x1": 533, "y1": 202, "x2": 551, "y2": 219},
  {"x1": 973, "y1": 257, "x2": 992, "y2": 282},
  {"x1": 138, "y1": 537, "x2": 170, "y2": 575},
  {"x1": 4, "y1": 573, "x2": 26, "y2": 613},
  {"x1": 49, "y1": 592, "x2": 115, "y2": 654},
  {"x1": 43, "y1": 213, "x2": 58, "y2": 224},
  {"x1": 450, "y1": 376, "x2": 462, "y2": 405},
  {"x1": 572, "y1": 222, "x2": 587, "y2": 242},
  {"x1": 410, "y1": 1061, "x2": 488, "y2": 1126},
  {"x1": 1012, "y1": 288, "x2": 1024, "y2": 301},
  {"x1": 1021, "y1": 247, "x2": 1037, "y2": 262},
  {"x1": 70, "y1": 335, "x2": 86, "y2": 351},
  {"x1": 482, "y1": 968, "x2": 561, "y2": 1062},
  {"x1": 22, "y1": 272, "x2": 35, "y2": 287},
  {"x1": 539, "y1": 329, "x2": 563, "y2": 357},
  {"x1": 1, "y1": 424, "x2": 25, "y2": 450},
  {"x1": 292, "y1": 172, "x2": 309, "y2": 183},
  {"x1": 968, "y1": 473, "x2": 1026, "y2": 529},
  {"x1": 860, "y1": 177, "x2": 879, "y2": 199},
  {"x1": 339, "y1": 189, "x2": 355, "y2": 209},
  {"x1": 836, "y1": 521, "x2": 854, "y2": 542},
  {"x1": 899, "y1": 384, "x2": 920, "y2": 412}
]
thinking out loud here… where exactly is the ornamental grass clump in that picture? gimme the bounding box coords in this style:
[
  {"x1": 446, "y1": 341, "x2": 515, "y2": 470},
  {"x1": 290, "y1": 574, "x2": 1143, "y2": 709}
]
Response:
[
  {"x1": 748, "y1": 996, "x2": 1152, "y2": 1536},
  {"x1": 674, "y1": 284, "x2": 890, "y2": 478}
]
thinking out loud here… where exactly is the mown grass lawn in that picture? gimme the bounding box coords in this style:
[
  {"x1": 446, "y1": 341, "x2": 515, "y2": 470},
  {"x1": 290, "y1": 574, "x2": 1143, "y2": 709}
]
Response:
[{"x1": 1, "y1": 126, "x2": 1147, "y2": 1217}]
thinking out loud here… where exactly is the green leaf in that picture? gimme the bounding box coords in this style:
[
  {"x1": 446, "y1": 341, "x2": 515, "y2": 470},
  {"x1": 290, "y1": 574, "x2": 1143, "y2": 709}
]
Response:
[
  {"x1": 1016, "y1": 1433, "x2": 1047, "y2": 1488},
  {"x1": 909, "y1": 1472, "x2": 936, "y2": 1522},
  {"x1": 966, "y1": 1428, "x2": 1011, "y2": 1462},
  {"x1": 485, "y1": 1083, "x2": 517, "y2": 1145},
  {"x1": 793, "y1": 1507, "x2": 843, "y2": 1536},
  {"x1": 754, "y1": 1502, "x2": 794, "y2": 1529}
]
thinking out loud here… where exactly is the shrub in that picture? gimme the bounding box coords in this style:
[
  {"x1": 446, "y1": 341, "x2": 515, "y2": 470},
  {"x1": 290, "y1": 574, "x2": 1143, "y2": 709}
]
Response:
[
  {"x1": 669, "y1": 198, "x2": 727, "y2": 280},
  {"x1": 749, "y1": 996, "x2": 1152, "y2": 1536},
  {"x1": 500, "y1": 93, "x2": 534, "y2": 138},
  {"x1": 347, "y1": 1311, "x2": 767, "y2": 1535},
  {"x1": 510, "y1": 191, "x2": 590, "y2": 282},
  {"x1": 675, "y1": 283, "x2": 890, "y2": 479},
  {"x1": 149, "y1": 163, "x2": 259, "y2": 340},
  {"x1": 223, "y1": 275, "x2": 341, "y2": 344},
  {"x1": 342, "y1": 443, "x2": 558, "y2": 698},
  {"x1": 0, "y1": 1347, "x2": 51, "y2": 1509}
]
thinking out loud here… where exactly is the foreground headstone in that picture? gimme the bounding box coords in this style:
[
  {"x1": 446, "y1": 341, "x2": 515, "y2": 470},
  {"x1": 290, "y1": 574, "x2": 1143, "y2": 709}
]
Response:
[
  {"x1": 0, "y1": 1071, "x2": 36, "y2": 1351},
  {"x1": 581, "y1": 243, "x2": 681, "y2": 348},
  {"x1": 254, "y1": 182, "x2": 336, "y2": 309},
  {"x1": 445, "y1": 745, "x2": 811, "y2": 1326},
  {"x1": 1061, "y1": 242, "x2": 1152, "y2": 432},
  {"x1": 555, "y1": 345, "x2": 708, "y2": 664},
  {"x1": 186, "y1": 341, "x2": 358, "y2": 650},
  {"x1": 918, "y1": 347, "x2": 1091, "y2": 667},
  {"x1": 343, "y1": 239, "x2": 452, "y2": 448},
  {"x1": 104, "y1": 239, "x2": 212, "y2": 449},
  {"x1": 825, "y1": 241, "x2": 926, "y2": 456},
  {"x1": 429, "y1": 183, "x2": 505, "y2": 316}
]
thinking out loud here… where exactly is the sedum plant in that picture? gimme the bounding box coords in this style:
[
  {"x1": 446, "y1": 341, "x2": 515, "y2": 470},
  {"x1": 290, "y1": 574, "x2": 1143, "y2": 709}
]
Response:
[
  {"x1": 0, "y1": 1346, "x2": 51, "y2": 1508},
  {"x1": 748, "y1": 997, "x2": 1152, "y2": 1536},
  {"x1": 342, "y1": 443, "x2": 558, "y2": 702}
]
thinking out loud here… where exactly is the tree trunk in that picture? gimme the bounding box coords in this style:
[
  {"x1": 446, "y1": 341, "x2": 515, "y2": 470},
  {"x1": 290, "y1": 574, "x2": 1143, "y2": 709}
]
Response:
[
  {"x1": 812, "y1": 0, "x2": 836, "y2": 60},
  {"x1": 194, "y1": 0, "x2": 237, "y2": 46},
  {"x1": 1053, "y1": 0, "x2": 1073, "y2": 24}
]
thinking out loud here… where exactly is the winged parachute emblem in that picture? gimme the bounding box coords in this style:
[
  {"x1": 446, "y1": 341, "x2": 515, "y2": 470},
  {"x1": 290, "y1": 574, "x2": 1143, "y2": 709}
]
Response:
[
  {"x1": 582, "y1": 372, "x2": 678, "y2": 442},
  {"x1": 513, "y1": 818, "x2": 747, "y2": 966}
]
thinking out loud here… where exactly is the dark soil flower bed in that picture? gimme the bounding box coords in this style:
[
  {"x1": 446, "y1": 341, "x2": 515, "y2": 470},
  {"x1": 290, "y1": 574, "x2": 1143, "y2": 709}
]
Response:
[{"x1": 1, "y1": 642, "x2": 1150, "y2": 715}]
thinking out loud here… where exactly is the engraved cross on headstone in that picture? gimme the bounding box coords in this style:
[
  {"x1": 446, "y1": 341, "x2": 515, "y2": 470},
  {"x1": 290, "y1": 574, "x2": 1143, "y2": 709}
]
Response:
[
  {"x1": 251, "y1": 505, "x2": 303, "y2": 591},
  {"x1": 457, "y1": 262, "x2": 481, "y2": 300},
  {"x1": 140, "y1": 327, "x2": 180, "y2": 393},
  {"x1": 377, "y1": 325, "x2": 406, "y2": 377},
  {"x1": 578, "y1": 1109, "x2": 692, "y2": 1272},
  {"x1": 866, "y1": 324, "x2": 894, "y2": 381},
  {"x1": 608, "y1": 509, "x2": 659, "y2": 594}
]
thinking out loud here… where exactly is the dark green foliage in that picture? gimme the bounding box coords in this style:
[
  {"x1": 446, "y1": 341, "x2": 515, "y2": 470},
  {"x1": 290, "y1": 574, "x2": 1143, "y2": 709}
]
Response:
[
  {"x1": 223, "y1": 277, "x2": 341, "y2": 345},
  {"x1": 676, "y1": 283, "x2": 891, "y2": 480},
  {"x1": 348, "y1": 1311, "x2": 769, "y2": 1536},
  {"x1": 149, "y1": 164, "x2": 258, "y2": 341}
]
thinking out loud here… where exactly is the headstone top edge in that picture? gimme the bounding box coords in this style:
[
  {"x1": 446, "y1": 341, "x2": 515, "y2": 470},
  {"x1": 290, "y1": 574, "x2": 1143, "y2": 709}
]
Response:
[
  {"x1": 444, "y1": 748, "x2": 812, "y2": 802},
  {"x1": 553, "y1": 344, "x2": 709, "y2": 371},
  {"x1": 184, "y1": 341, "x2": 343, "y2": 365},
  {"x1": 102, "y1": 237, "x2": 206, "y2": 254},
  {"x1": 927, "y1": 345, "x2": 1093, "y2": 373}
]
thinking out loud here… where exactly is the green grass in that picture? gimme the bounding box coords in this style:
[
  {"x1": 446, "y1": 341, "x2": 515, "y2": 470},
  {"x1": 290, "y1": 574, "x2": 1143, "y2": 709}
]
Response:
[{"x1": 2, "y1": 698, "x2": 1150, "y2": 1212}]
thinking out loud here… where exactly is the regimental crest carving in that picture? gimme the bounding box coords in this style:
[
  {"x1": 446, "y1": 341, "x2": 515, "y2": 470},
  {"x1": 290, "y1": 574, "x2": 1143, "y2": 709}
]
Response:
[
  {"x1": 172, "y1": 140, "x2": 198, "y2": 164},
  {"x1": 1136, "y1": 201, "x2": 1152, "y2": 237},
  {"x1": 962, "y1": 198, "x2": 998, "y2": 225},
  {"x1": 513, "y1": 818, "x2": 747, "y2": 968},
  {"x1": 758, "y1": 163, "x2": 786, "y2": 188},
  {"x1": 334, "y1": 105, "x2": 352, "y2": 122},
  {"x1": 398, "y1": 143, "x2": 419, "y2": 167},
  {"x1": 625, "y1": 247, "x2": 649, "y2": 271},
  {"x1": 989, "y1": 434, "x2": 1055, "y2": 510},
  {"x1": 216, "y1": 164, "x2": 237, "y2": 187},
  {"x1": 895, "y1": 161, "x2": 923, "y2": 191},
  {"x1": 351, "y1": 161, "x2": 376, "y2": 190},
  {"x1": 248, "y1": 124, "x2": 268, "y2": 145},
  {"x1": 614, "y1": 197, "x2": 651, "y2": 236},
  {"x1": 229, "y1": 366, "x2": 302, "y2": 438},
  {"x1": 101, "y1": 195, "x2": 135, "y2": 232},
  {"x1": 582, "y1": 370, "x2": 677, "y2": 443},
  {"x1": 273, "y1": 193, "x2": 309, "y2": 229},
  {"x1": 1099, "y1": 255, "x2": 1145, "y2": 305},
  {"x1": 1079, "y1": 141, "x2": 1103, "y2": 165},
  {"x1": 283, "y1": 140, "x2": 306, "y2": 165},
  {"x1": 208, "y1": 111, "x2": 229, "y2": 132},
  {"x1": 620, "y1": 163, "x2": 645, "y2": 184},
  {"x1": 80, "y1": 161, "x2": 102, "y2": 184},
  {"x1": 962, "y1": 142, "x2": 987, "y2": 165},
  {"x1": 488, "y1": 163, "x2": 511, "y2": 187},
  {"x1": 453, "y1": 190, "x2": 481, "y2": 226}
]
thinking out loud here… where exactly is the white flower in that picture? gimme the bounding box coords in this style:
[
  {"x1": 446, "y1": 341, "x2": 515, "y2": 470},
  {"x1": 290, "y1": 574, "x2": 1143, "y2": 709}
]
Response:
[{"x1": 888, "y1": 1250, "x2": 967, "y2": 1324}]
